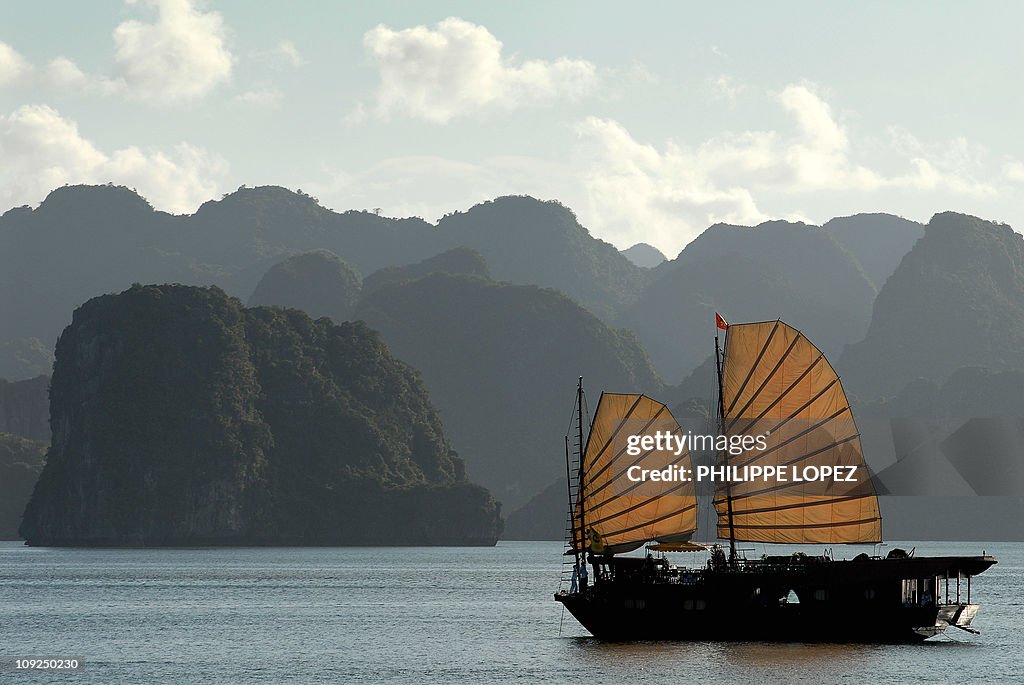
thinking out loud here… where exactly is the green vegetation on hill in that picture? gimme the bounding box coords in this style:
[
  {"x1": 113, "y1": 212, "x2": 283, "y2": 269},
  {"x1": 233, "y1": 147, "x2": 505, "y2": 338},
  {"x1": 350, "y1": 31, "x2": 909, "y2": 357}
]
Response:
[
  {"x1": 437, "y1": 197, "x2": 648, "y2": 318},
  {"x1": 362, "y1": 247, "x2": 490, "y2": 294},
  {"x1": 248, "y1": 250, "x2": 362, "y2": 322},
  {"x1": 0, "y1": 187, "x2": 652, "y2": 378},
  {"x1": 841, "y1": 212, "x2": 1024, "y2": 400},
  {"x1": 356, "y1": 272, "x2": 663, "y2": 510},
  {"x1": 20, "y1": 284, "x2": 501, "y2": 546}
]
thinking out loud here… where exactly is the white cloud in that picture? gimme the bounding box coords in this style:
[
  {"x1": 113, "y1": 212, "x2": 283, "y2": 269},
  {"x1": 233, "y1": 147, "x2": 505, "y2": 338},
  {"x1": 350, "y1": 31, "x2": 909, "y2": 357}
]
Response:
[
  {"x1": 574, "y1": 117, "x2": 767, "y2": 255},
  {"x1": 112, "y1": 0, "x2": 233, "y2": 102},
  {"x1": 359, "y1": 17, "x2": 598, "y2": 123},
  {"x1": 234, "y1": 87, "x2": 283, "y2": 108},
  {"x1": 573, "y1": 83, "x2": 1005, "y2": 254},
  {"x1": 1004, "y1": 160, "x2": 1024, "y2": 183},
  {"x1": 43, "y1": 57, "x2": 125, "y2": 95},
  {"x1": 0, "y1": 104, "x2": 227, "y2": 213},
  {"x1": 5, "y1": 1, "x2": 233, "y2": 102},
  {"x1": 707, "y1": 74, "x2": 744, "y2": 102},
  {"x1": 275, "y1": 40, "x2": 304, "y2": 67},
  {"x1": 0, "y1": 41, "x2": 30, "y2": 85}
]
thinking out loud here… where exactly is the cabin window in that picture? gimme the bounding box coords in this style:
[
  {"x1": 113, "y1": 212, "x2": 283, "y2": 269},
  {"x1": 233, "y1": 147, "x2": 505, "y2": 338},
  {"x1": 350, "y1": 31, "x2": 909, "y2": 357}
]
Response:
[
  {"x1": 683, "y1": 599, "x2": 694, "y2": 610},
  {"x1": 624, "y1": 599, "x2": 646, "y2": 609},
  {"x1": 863, "y1": 588, "x2": 876, "y2": 600},
  {"x1": 695, "y1": 599, "x2": 707, "y2": 610},
  {"x1": 901, "y1": 579, "x2": 918, "y2": 606},
  {"x1": 814, "y1": 589, "x2": 827, "y2": 601}
]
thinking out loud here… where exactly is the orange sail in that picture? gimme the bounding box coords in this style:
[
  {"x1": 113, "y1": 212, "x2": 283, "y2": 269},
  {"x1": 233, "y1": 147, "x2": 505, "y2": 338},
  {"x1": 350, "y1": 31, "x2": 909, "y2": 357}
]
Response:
[
  {"x1": 715, "y1": 320, "x2": 882, "y2": 544},
  {"x1": 574, "y1": 393, "x2": 698, "y2": 554}
]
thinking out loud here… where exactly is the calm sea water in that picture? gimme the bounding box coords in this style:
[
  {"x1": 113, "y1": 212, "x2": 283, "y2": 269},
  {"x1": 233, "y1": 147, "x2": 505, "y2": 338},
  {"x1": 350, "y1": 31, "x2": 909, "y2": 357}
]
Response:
[{"x1": 0, "y1": 540, "x2": 1021, "y2": 683}]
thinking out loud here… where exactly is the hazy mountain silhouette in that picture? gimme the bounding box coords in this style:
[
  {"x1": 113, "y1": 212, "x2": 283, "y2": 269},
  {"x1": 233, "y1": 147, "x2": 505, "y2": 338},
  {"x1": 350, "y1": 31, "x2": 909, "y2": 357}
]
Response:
[
  {"x1": 621, "y1": 242, "x2": 667, "y2": 268},
  {"x1": 0, "y1": 433, "x2": 46, "y2": 539},
  {"x1": 822, "y1": 213, "x2": 924, "y2": 289},
  {"x1": 503, "y1": 479, "x2": 567, "y2": 540},
  {"x1": 362, "y1": 247, "x2": 490, "y2": 294},
  {"x1": 436, "y1": 196, "x2": 647, "y2": 318},
  {"x1": 0, "y1": 338, "x2": 54, "y2": 380},
  {"x1": 621, "y1": 220, "x2": 876, "y2": 382},
  {"x1": 355, "y1": 272, "x2": 663, "y2": 509},
  {"x1": 841, "y1": 212, "x2": 1024, "y2": 400},
  {"x1": 248, "y1": 250, "x2": 362, "y2": 322},
  {"x1": 20, "y1": 284, "x2": 501, "y2": 546},
  {"x1": 0, "y1": 187, "x2": 648, "y2": 378},
  {"x1": 0, "y1": 375, "x2": 49, "y2": 442}
]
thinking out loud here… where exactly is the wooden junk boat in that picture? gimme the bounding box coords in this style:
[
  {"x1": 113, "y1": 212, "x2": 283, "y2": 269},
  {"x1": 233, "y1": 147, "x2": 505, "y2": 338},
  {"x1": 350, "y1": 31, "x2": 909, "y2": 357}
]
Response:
[{"x1": 555, "y1": 318, "x2": 996, "y2": 642}]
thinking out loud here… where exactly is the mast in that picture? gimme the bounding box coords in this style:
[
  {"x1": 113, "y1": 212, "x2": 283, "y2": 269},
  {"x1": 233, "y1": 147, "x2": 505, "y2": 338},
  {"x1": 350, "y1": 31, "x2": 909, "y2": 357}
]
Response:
[
  {"x1": 576, "y1": 376, "x2": 586, "y2": 561},
  {"x1": 565, "y1": 434, "x2": 577, "y2": 563},
  {"x1": 715, "y1": 332, "x2": 737, "y2": 564}
]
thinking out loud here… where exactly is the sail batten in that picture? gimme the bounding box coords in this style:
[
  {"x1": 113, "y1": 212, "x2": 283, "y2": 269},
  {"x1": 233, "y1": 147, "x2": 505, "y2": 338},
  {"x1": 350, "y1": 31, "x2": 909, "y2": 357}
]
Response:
[
  {"x1": 716, "y1": 320, "x2": 882, "y2": 545},
  {"x1": 584, "y1": 439, "x2": 692, "y2": 515},
  {"x1": 574, "y1": 393, "x2": 698, "y2": 554},
  {"x1": 582, "y1": 404, "x2": 668, "y2": 493}
]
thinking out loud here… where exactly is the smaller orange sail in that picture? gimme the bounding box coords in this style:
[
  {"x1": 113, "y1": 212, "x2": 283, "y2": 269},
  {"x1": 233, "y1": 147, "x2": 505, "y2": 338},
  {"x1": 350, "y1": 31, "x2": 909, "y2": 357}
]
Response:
[{"x1": 573, "y1": 393, "x2": 698, "y2": 555}]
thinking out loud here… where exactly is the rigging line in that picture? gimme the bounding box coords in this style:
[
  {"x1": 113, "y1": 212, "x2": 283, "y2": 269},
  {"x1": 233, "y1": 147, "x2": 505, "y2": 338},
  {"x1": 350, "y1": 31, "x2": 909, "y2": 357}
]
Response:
[
  {"x1": 600, "y1": 501, "x2": 699, "y2": 538},
  {"x1": 728, "y1": 493, "x2": 878, "y2": 517},
  {"x1": 725, "y1": 332, "x2": 802, "y2": 427},
  {"x1": 585, "y1": 470, "x2": 696, "y2": 526},
  {"x1": 564, "y1": 392, "x2": 580, "y2": 440},
  {"x1": 724, "y1": 320, "x2": 780, "y2": 416},
  {"x1": 725, "y1": 354, "x2": 827, "y2": 435},
  {"x1": 582, "y1": 407, "x2": 672, "y2": 494},
  {"x1": 579, "y1": 394, "x2": 646, "y2": 487},
  {"x1": 583, "y1": 425, "x2": 688, "y2": 505},
  {"x1": 726, "y1": 372, "x2": 837, "y2": 444},
  {"x1": 729, "y1": 405, "x2": 850, "y2": 470}
]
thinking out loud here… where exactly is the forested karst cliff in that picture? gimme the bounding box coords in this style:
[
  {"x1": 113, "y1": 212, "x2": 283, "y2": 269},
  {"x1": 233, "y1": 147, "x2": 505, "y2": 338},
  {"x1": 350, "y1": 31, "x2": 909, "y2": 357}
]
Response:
[{"x1": 20, "y1": 285, "x2": 501, "y2": 546}]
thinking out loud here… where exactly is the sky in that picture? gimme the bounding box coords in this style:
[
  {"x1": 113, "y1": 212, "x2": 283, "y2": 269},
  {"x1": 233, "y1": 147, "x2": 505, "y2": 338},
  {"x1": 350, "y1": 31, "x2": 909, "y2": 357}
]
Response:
[{"x1": 1, "y1": 0, "x2": 1023, "y2": 257}]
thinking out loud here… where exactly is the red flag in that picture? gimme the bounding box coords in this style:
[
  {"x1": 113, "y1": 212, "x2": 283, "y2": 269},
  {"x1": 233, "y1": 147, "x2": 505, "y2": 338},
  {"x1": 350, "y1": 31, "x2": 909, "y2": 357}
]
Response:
[{"x1": 715, "y1": 312, "x2": 729, "y2": 330}]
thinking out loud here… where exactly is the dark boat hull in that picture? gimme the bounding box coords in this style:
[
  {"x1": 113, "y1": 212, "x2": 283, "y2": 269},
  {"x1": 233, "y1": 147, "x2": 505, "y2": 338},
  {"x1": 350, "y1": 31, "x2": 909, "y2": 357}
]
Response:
[{"x1": 555, "y1": 555, "x2": 996, "y2": 643}]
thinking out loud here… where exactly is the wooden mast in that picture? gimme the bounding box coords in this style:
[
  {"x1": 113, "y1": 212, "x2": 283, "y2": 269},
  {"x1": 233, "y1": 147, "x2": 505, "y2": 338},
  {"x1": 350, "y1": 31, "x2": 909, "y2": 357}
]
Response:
[
  {"x1": 715, "y1": 333, "x2": 738, "y2": 565},
  {"x1": 576, "y1": 376, "x2": 586, "y2": 563}
]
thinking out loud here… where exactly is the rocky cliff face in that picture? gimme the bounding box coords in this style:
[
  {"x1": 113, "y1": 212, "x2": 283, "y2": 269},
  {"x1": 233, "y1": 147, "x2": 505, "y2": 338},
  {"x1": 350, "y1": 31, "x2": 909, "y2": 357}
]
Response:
[{"x1": 20, "y1": 284, "x2": 501, "y2": 546}]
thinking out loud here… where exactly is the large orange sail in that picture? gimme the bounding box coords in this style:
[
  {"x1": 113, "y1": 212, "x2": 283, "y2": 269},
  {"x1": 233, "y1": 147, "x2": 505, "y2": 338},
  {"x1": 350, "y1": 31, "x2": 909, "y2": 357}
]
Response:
[{"x1": 715, "y1": 321, "x2": 882, "y2": 544}]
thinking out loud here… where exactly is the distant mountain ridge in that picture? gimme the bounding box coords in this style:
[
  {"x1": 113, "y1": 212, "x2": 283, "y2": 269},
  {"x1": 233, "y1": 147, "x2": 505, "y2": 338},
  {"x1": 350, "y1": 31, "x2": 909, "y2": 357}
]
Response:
[
  {"x1": 822, "y1": 213, "x2": 924, "y2": 290},
  {"x1": 0, "y1": 375, "x2": 49, "y2": 442},
  {"x1": 248, "y1": 250, "x2": 362, "y2": 322},
  {"x1": 620, "y1": 219, "x2": 877, "y2": 382},
  {"x1": 355, "y1": 272, "x2": 663, "y2": 509},
  {"x1": 621, "y1": 242, "x2": 667, "y2": 268},
  {"x1": 0, "y1": 186, "x2": 647, "y2": 374},
  {"x1": 841, "y1": 212, "x2": 1024, "y2": 400}
]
